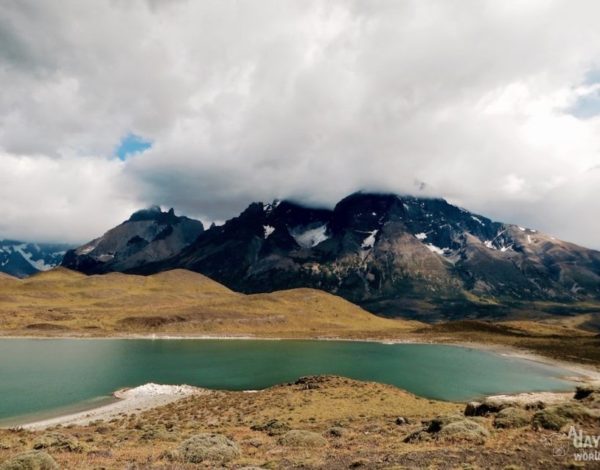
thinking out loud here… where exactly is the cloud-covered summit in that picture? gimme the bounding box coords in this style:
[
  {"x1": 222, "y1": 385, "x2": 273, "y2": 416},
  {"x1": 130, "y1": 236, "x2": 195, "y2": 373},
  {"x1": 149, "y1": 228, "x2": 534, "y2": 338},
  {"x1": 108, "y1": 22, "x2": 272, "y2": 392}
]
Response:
[{"x1": 1, "y1": 0, "x2": 600, "y2": 247}]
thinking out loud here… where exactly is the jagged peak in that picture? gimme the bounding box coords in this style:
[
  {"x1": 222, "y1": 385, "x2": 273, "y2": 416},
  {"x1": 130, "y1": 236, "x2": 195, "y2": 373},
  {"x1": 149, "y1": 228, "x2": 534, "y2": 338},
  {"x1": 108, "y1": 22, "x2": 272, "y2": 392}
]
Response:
[
  {"x1": 127, "y1": 206, "x2": 183, "y2": 224},
  {"x1": 128, "y1": 205, "x2": 163, "y2": 221}
]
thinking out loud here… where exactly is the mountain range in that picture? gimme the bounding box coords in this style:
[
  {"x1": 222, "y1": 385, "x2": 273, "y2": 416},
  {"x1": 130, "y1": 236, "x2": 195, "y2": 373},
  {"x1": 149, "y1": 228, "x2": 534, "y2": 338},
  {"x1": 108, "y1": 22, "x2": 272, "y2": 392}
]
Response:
[
  {"x1": 0, "y1": 240, "x2": 72, "y2": 278},
  {"x1": 60, "y1": 192, "x2": 600, "y2": 321}
]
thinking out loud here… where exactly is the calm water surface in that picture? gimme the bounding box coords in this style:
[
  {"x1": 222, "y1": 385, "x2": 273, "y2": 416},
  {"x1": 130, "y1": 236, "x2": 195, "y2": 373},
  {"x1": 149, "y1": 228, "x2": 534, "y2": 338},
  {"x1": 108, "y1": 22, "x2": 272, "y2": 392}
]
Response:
[{"x1": 0, "y1": 339, "x2": 577, "y2": 422}]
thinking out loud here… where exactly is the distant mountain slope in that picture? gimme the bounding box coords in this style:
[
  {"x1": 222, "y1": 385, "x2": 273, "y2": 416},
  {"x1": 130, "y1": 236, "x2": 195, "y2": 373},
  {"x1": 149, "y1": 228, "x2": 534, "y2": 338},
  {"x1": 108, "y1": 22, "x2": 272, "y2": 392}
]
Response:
[
  {"x1": 0, "y1": 240, "x2": 72, "y2": 278},
  {"x1": 62, "y1": 193, "x2": 600, "y2": 321},
  {"x1": 61, "y1": 206, "x2": 204, "y2": 274},
  {"x1": 0, "y1": 268, "x2": 414, "y2": 337}
]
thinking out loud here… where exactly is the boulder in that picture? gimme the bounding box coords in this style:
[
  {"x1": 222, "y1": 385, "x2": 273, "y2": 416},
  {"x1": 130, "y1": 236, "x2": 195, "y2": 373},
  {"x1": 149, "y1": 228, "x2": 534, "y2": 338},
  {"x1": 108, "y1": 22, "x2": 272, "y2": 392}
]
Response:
[
  {"x1": 177, "y1": 433, "x2": 240, "y2": 464},
  {"x1": 395, "y1": 416, "x2": 410, "y2": 425},
  {"x1": 574, "y1": 385, "x2": 598, "y2": 400},
  {"x1": 0, "y1": 451, "x2": 58, "y2": 470},
  {"x1": 493, "y1": 407, "x2": 530, "y2": 428},
  {"x1": 277, "y1": 430, "x2": 327, "y2": 448},
  {"x1": 574, "y1": 384, "x2": 600, "y2": 409}
]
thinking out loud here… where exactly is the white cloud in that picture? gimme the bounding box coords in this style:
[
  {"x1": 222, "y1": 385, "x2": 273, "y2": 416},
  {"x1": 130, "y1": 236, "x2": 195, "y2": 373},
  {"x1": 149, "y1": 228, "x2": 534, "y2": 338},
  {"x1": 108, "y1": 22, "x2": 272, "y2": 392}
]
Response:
[
  {"x1": 0, "y1": 154, "x2": 141, "y2": 243},
  {"x1": 0, "y1": 0, "x2": 600, "y2": 248}
]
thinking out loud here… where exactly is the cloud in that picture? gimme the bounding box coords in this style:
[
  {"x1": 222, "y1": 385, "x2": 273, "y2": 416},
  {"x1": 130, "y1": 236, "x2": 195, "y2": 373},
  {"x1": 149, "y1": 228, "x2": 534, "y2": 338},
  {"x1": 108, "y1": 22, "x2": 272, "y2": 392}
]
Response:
[
  {"x1": 1, "y1": 0, "x2": 600, "y2": 248},
  {"x1": 0, "y1": 154, "x2": 141, "y2": 243}
]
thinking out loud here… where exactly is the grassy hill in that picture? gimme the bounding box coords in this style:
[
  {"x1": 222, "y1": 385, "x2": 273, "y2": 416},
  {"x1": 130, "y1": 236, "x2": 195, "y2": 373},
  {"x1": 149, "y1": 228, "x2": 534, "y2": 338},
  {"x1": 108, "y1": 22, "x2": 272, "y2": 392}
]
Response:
[
  {"x1": 2, "y1": 267, "x2": 599, "y2": 365},
  {"x1": 0, "y1": 268, "x2": 417, "y2": 337}
]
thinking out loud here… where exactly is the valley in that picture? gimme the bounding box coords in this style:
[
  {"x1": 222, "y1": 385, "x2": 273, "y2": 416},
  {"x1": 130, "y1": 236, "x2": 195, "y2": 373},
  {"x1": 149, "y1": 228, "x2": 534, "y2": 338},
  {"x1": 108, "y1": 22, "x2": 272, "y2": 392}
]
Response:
[
  {"x1": 2, "y1": 198, "x2": 600, "y2": 469},
  {"x1": 1, "y1": 267, "x2": 599, "y2": 367},
  {"x1": 1, "y1": 268, "x2": 600, "y2": 469}
]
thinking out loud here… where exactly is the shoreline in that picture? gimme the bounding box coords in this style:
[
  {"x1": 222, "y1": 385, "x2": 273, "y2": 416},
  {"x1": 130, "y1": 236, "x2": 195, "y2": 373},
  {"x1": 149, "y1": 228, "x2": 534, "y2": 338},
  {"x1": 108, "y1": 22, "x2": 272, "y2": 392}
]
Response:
[
  {"x1": 18, "y1": 384, "x2": 208, "y2": 430},
  {"x1": 2, "y1": 334, "x2": 598, "y2": 430}
]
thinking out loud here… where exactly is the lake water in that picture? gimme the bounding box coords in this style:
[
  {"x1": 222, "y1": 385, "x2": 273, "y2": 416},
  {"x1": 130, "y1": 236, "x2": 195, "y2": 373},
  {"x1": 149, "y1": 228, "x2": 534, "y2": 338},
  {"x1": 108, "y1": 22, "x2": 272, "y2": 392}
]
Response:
[{"x1": 0, "y1": 339, "x2": 577, "y2": 423}]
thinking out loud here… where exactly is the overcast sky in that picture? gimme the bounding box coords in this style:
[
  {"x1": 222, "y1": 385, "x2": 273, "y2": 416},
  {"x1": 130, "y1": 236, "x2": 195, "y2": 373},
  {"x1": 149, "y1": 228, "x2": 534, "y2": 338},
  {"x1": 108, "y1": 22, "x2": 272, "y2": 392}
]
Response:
[{"x1": 1, "y1": 0, "x2": 600, "y2": 248}]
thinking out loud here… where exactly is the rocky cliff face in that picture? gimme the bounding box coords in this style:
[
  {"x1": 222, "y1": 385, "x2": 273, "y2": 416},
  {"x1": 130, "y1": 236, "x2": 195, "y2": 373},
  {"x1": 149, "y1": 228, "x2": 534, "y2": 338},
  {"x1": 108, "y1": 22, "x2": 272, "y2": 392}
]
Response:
[
  {"x1": 64, "y1": 194, "x2": 600, "y2": 321},
  {"x1": 61, "y1": 206, "x2": 204, "y2": 274}
]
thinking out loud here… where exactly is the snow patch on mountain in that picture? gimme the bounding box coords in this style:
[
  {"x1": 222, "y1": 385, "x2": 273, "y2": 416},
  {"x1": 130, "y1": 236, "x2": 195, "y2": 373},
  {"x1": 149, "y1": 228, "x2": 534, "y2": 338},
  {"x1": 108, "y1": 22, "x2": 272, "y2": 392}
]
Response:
[
  {"x1": 264, "y1": 200, "x2": 281, "y2": 215},
  {"x1": 291, "y1": 224, "x2": 329, "y2": 248},
  {"x1": 425, "y1": 243, "x2": 448, "y2": 255},
  {"x1": 0, "y1": 240, "x2": 73, "y2": 277},
  {"x1": 263, "y1": 225, "x2": 275, "y2": 239},
  {"x1": 14, "y1": 245, "x2": 54, "y2": 271},
  {"x1": 78, "y1": 241, "x2": 99, "y2": 255},
  {"x1": 415, "y1": 232, "x2": 427, "y2": 240},
  {"x1": 361, "y1": 230, "x2": 378, "y2": 249}
]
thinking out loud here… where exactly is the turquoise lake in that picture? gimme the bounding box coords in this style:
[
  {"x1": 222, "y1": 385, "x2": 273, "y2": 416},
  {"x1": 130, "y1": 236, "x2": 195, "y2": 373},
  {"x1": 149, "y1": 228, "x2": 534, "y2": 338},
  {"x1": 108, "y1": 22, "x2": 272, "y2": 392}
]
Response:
[{"x1": 0, "y1": 339, "x2": 577, "y2": 423}]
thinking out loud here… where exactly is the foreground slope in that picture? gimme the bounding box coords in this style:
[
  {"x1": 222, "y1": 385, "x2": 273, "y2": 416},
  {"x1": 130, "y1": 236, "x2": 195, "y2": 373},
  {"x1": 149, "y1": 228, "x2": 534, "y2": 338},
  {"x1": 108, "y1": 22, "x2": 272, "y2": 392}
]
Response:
[
  {"x1": 0, "y1": 268, "x2": 414, "y2": 337},
  {"x1": 2, "y1": 376, "x2": 599, "y2": 469}
]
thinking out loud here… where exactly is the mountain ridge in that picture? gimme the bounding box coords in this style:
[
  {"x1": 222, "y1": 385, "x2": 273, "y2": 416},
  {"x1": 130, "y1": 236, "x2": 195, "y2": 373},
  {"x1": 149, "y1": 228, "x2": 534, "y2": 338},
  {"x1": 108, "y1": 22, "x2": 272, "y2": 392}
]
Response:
[
  {"x1": 62, "y1": 192, "x2": 600, "y2": 321},
  {"x1": 0, "y1": 240, "x2": 73, "y2": 278}
]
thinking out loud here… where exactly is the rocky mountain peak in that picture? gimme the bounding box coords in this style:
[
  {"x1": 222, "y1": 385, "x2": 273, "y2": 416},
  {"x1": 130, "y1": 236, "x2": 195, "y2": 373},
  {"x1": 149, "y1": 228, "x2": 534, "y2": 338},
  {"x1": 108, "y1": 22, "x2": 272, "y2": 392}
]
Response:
[
  {"x1": 62, "y1": 193, "x2": 600, "y2": 321},
  {"x1": 62, "y1": 206, "x2": 203, "y2": 274},
  {"x1": 128, "y1": 206, "x2": 181, "y2": 225}
]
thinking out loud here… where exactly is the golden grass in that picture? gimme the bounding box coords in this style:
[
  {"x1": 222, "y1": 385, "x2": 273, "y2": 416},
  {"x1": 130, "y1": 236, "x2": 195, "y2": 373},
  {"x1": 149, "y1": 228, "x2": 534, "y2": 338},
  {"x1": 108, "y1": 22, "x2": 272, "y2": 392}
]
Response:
[{"x1": 0, "y1": 268, "x2": 418, "y2": 338}]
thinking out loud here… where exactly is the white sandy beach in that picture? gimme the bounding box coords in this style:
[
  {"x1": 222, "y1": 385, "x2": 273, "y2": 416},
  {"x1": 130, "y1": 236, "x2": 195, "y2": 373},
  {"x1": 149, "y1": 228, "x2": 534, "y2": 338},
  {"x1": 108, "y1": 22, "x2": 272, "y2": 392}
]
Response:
[{"x1": 21, "y1": 383, "x2": 209, "y2": 430}]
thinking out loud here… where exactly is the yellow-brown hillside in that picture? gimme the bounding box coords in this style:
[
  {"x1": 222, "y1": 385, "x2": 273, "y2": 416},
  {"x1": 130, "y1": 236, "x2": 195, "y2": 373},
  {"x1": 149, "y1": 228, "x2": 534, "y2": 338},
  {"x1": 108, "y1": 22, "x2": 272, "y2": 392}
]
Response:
[{"x1": 0, "y1": 268, "x2": 417, "y2": 337}]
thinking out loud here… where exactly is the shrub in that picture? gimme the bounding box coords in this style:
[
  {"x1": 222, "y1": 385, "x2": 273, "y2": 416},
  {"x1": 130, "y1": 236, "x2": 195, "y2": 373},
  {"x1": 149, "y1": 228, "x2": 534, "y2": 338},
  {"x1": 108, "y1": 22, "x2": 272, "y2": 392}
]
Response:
[
  {"x1": 277, "y1": 430, "x2": 327, "y2": 448},
  {"x1": 177, "y1": 433, "x2": 240, "y2": 463},
  {"x1": 493, "y1": 407, "x2": 530, "y2": 429},
  {"x1": 0, "y1": 451, "x2": 58, "y2": 470}
]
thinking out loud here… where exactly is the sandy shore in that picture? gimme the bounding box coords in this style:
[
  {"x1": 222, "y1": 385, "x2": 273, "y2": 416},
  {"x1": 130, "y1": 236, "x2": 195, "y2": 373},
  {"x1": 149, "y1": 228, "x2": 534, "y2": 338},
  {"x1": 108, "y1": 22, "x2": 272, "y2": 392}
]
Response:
[{"x1": 21, "y1": 383, "x2": 209, "y2": 430}]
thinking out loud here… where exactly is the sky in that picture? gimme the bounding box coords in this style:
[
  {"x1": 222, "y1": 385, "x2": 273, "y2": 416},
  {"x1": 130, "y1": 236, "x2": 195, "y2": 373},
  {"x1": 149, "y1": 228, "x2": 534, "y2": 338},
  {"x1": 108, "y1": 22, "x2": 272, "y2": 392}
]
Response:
[{"x1": 1, "y1": 1, "x2": 600, "y2": 248}]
